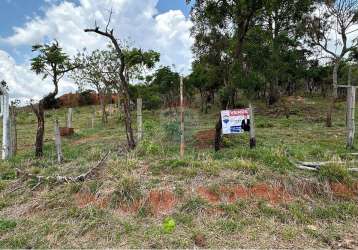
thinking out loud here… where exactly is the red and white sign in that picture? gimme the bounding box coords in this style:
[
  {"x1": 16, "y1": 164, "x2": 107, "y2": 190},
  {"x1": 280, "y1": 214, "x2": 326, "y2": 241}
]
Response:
[{"x1": 221, "y1": 109, "x2": 250, "y2": 135}]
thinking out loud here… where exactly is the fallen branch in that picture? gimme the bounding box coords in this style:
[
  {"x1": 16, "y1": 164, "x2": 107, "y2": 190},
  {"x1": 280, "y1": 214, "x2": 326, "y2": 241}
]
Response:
[
  {"x1": 16, "y1": 151, "x2": 111, "y2": 185},
  {"x1": 294, "y1": 161, "x2": 358, "y2": 172}
]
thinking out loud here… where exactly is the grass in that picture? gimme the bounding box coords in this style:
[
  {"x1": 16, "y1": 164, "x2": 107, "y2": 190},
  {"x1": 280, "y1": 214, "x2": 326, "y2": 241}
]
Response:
[{"x1": 0, "y1": 97, "x2": 357, "y2": 248}]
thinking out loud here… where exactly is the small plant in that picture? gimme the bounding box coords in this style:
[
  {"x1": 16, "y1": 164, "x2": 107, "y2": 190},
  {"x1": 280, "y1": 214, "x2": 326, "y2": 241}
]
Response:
[
  {"x1": 0, "y1": 218, "x2": 17, "y2": 231},
  {"x1": 318, "y1": 164, "x2": 352, "y2": 184},
  {"x1": 162, "y1": 217, "x2": 176, "y2": 234},
  {"x1": 180, "y1": 197, "x2": 209, "y2": 214},
  {"x1": 216, "y1": 219, "x2": 244, "y2": 233},
  {"x1": 110, "y1": 176, "x2": 142, "y2": 208},
  {"x1": 136, "y1": 139, "x2": 162, "y2": 157},
  {"x1": 163, "y1": 120, "x2": 181, "y2": 141}
]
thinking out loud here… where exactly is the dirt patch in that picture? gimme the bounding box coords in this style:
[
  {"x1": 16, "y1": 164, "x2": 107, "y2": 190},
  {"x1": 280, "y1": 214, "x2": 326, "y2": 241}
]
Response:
[
  {"x1": 75, "y1": 192, "x2": 109, "y2": 209},
  {"x1": 194, "y1": 129, "x2": 215, "y2": 149},
  {"x1": 330, "y1": 182, "x2": 357, "y2": 198},
  {"x1": 197, "y1": 184, "x2": 291, "y2": 204},
  {"x1": 147, "y1": 190, "x2": 176, "y2": 215},
  {"x1": 72, "y1": 135, "x2": 102, "y2": 145},
  {"x1": 73, "y1": 181, "x2": 356, "y2": 215}
]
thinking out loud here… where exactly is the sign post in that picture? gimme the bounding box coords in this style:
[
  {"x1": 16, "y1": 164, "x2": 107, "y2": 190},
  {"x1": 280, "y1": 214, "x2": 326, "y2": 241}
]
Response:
[{"x1": 220, "y1": 106, "x2": 255, "y2": 149}]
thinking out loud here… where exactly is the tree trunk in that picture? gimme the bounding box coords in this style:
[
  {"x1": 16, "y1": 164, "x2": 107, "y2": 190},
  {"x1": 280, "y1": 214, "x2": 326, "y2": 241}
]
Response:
[
  {"x1": 34, "y1": 102, "x2": 45, "y2": 157},
  {"x1": 99, "y1": 94, "x2": 107, "y2": 124},
  {"x1": 123, "y1": 91, "x2": 136, "y2": 149},
  {"x1": 332, "y1": 61, "x2": 339, "y2": 99}
]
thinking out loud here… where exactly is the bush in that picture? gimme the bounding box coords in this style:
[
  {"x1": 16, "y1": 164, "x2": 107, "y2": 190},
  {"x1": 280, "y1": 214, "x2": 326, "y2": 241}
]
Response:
[
  {"x1": 163, "y1": 120, "x2": 181, "y2": 141},
  {"x1": 318, "y1": 164, "x2": 351, "y2": 184},
  {"x1": 180, "y1": 197, "x2": 209, "y2": 214},
  {"x1": 0, "y1": 218, "x2": 17, "y2": 231},
  {"x1": 110, "y1": 176, "x2": 142, "y2": 208}
]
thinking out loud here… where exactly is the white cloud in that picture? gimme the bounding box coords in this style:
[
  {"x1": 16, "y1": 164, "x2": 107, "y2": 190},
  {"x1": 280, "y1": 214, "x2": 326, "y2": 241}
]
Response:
[
  {"x1": 0, "y1": 0, "x2": 193, "y2": 101},
  {"x1": 0, "y1": 50, "x2": 76, "y2": 104}
]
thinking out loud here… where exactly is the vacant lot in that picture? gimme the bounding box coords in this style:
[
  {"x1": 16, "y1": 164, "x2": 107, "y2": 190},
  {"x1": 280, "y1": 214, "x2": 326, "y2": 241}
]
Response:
[{"x1": 0, "y1": 97, "x2": 358, "y2": 248}]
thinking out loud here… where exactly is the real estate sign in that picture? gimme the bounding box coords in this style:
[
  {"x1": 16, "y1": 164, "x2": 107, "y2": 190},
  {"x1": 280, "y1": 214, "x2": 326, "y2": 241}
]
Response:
[{"x1": 221, "y1": 109, "x2": 250, "y2": 135}]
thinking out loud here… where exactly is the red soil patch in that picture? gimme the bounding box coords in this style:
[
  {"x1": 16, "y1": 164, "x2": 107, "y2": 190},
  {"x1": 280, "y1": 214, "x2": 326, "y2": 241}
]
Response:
[
  {"x1": 74, "y1": 182, "x2": 356, "y2": 216},
  {"x1": 147, "y1": 190, "x2": 176, "y2": 215},
  {"x1": 75, "y1": 192, "x2": 109, "y2": 209},
  {"x1": 195, "y1": 129, "x2": 215, "y2": 149},
  {"x1": 197, "y1": 184, "x2": 291, "y2": 205},
  {"x1": 330, "y1": 183, "x2": 357, "y2": 198}
]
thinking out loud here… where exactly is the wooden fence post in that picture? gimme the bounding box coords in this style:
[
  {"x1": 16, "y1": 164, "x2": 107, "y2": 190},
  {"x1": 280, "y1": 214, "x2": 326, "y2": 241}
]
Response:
[
  {"x1": 1, "y1": 93, "x2": 11, "y2": 160},
  {"x1": 67, "y1": 108, "x2": 73, "y2": 128},
  {"x1": 249, "y1": 103, "x2": 256, "y2": 148},
  {"x1": 10, "y1": 104, "x2": 17, "y2": 156},
  {"x1": 54, "y1": 119, "x2": 63, "y2": 163},
  {"x1": 91, "y1": 109, "x2": 95, "y2": 129},
  {"x1": 180, "y1": 76, "x2": 185, "y2": 158},
  {"x1": 347, "y1": 86, "x2": 356, "y2": 149},
  {"x1": 137, "y1": 98, "x2": 143, "y2": 142}
]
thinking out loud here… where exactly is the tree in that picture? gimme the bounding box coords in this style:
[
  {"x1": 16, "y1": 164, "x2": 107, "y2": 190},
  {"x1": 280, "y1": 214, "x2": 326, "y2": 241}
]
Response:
[
  {"x1": 188, "y1": 0, "x2": 264, "y2": 150},
  {"x1": 305, "y1": 0, "x2": 358, "y2": 126},
  {"x1": 84, "y1": 16, "x2": 159, "y2": 149},
  {"x1": 150, "y1": 66, "x2": 180, "y2": 108},
  {"x1": 72, "y1": 49, "x2": 113, "y2": 124},
  {"x1": 30, "y1": 41, "x2": 77, "y2": 157}
]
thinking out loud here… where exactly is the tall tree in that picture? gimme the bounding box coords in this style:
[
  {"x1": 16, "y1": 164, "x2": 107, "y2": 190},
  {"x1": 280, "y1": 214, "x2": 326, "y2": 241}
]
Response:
[
  {"x1": 305, "y1": 0, "x2": 358, "y2": 126},
  {"x1": 72, "y1": 49, "x2": 113, "y2": 124},
  {"x1": 85, "y1": 17, "x2": 159, "y2": 149},
  {"x1": 31, "y1": 41, "x2": 77, "y2": 157},
  {"x1": 188, "y1": 0, "x2": 264, "y2": 150}
]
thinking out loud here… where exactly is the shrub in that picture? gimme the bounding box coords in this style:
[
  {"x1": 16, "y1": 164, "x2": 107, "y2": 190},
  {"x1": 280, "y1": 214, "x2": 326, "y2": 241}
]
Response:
[
  {"x1": 318, "y1": 164, "x2": 352, "y2": 184},
  {"x1": 180, "y1": 197, "x2": 209, "y2": 214},
  {"x1": 110, "y1": 176, "x2": 142, "y2": 208},
  {"x1": 0, "y1": 218, "x2": 17, "y2": 231}
]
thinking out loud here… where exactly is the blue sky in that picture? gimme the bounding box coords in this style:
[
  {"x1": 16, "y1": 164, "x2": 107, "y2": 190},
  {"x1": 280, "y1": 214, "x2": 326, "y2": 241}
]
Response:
[
  {"x1": 0, "y1": 0, "x2": 190, "y2": 37},
  {"x1": 0, "y1": 0, "x2": 194, "y2": 101},
  {"x1": 0, "y1": 0, "x2": 191, "y2": 63}
]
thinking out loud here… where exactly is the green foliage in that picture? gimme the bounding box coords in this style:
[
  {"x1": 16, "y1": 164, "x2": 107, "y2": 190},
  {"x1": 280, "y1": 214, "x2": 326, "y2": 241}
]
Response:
[
  {"x1": 313, "y1": 202, "x2": 358, "y2": 221},
  {"x1": 180, "y1": 197, "x2": 209, "y2": 214},
  {"x1": 163, "y1": 120, "x2": 181, "y2": 141},
  {"x1": 136, "y1": 139, "x2": 162, "y2": 157},
  {"x1": 162, "y1": 217, "x2": 176, "y2": 234},
  {"x1": 0, "y1": 218, "x2": 17, "y2": 231},
  {"x1": 318, "y1": 164, "x2": 352, "y2": 184},
  {"x1": 110, "y1": 176, "x2": 142, "y2": 207}
]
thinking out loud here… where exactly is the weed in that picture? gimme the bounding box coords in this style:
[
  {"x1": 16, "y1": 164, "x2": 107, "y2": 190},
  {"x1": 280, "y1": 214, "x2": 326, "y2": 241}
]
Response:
[
  {"x1": 110, "y1": 176, "x2": 142, "y2": 208},
  {"x1": 318, "y1": 164, "x2": 352, "y2": 184},
  {"x1": 258, "y1": 201, "x2": 288, "y2": 222},
  {"x1": 172, "y1": 213, "x2": 193, "y2": 226},
  {"x1": 216, "y1": 218, "x2": 245, "y2": 233},
  {"x1": 162, "y1": 217, "x2": 176, "y2": 234},
  {"x1": 0, "y1": 218, "x2": 17, "y2": 231},
  {"x1": 287, "y1": 202, "x2": 313, "y2": 224},
  {"x1": 180, "y1": 197, "x2": 209, "y2": 214},
  {"x1": 313, "y1": 202, "x2": 358, "y2": 221}
]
